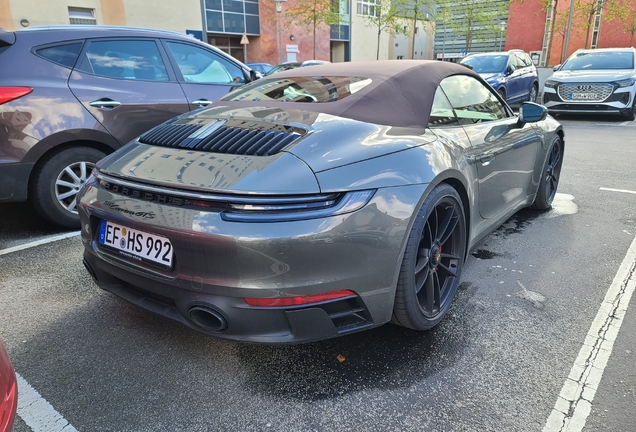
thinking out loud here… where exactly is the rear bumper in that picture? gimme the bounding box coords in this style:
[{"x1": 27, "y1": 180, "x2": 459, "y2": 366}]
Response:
[
  {"x1": 83, "y1": 251, "x2": 376, "y2": 344},
  {"x1": 0, "y1": 162, "x2": 33, "y2": 202},
  {"x1": 77, "y1": 178, "x2": 426, "y2": 343}
]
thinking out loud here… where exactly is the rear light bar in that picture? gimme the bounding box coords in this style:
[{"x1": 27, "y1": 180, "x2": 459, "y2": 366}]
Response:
[
  {"x1": 244, "y1": 290, "x2": 356, "y2": 307},
  {"x1": 0, "y1": 86, "x2": 33, "y2": 105}
]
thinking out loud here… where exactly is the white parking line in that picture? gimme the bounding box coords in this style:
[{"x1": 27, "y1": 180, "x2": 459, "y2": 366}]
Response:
[
  {"x1": 0, "y1": 232, "x2": 80, "y2": 256},
  {"x1": 543, "y1": 234, "x2": 636, "y2": 432},
  {"x1": 619, "y1": 121, "x2": 630, "y2": 126},
  {"x1": 599, "y1": 187, "x2": 636, "y2": 195},
  {"x1": 16, "y1": 373, "x2": 78, "y2": 432}
]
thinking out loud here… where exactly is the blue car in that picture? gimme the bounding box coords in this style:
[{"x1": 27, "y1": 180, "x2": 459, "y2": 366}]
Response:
[{"x1": 460, "y1": 50, "x2": 539, "y2": 104}]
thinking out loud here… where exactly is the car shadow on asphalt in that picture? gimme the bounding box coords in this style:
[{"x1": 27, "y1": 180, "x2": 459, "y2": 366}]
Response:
[{"x1": 0, "y1": 202, "x2": 73, "y2": 249}]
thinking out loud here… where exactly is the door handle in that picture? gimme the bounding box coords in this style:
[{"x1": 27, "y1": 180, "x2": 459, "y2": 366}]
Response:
[
  {"x1": 89, "y1": 99, "x2": 121, "y2": 108},
  {"x1": 480, "y1": 155, "x2": 495, "y2": 166},
  {"x1": 191, "y1": 99, "x2": 211, "y2": 106}
]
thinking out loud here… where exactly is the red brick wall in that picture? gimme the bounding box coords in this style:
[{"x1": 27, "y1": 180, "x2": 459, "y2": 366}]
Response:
[
  {"x1": 597, "y1": 18, "x2": 636, "y2": 48},
  {"x1": 247, "y1": 0, "x2": 331, "y2": 66},
  {"x1": 505, "y1": 0, "x2": 546, "y2": 52},
  {"x1": 505, "y1": 0, "x2": 635, "y2": 67}
]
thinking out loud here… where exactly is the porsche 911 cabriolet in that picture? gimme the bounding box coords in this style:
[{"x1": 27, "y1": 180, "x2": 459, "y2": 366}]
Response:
[{"x1": 77, "y1": 60, "x2": 564, "y2": 343}]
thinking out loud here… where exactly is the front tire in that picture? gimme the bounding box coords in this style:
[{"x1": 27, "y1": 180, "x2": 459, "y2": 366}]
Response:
[
  {"x1": 531, "y1": 136, "x2": 563, "y2": 210},
  {"x1": 30, "y1": 146, "x2": 106, "y2": 229},
  {"x1": 392, "y1": 184, "x2": 467, "y2": 330}
]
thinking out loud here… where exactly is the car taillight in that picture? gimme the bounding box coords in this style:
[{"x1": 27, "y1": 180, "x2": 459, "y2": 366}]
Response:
[
  {"x1": 244, "y1": 290, "x2": 356, "y2": 307},
  {"x1": 0, "y1": 86, "x2": 32, "y2": 105}
]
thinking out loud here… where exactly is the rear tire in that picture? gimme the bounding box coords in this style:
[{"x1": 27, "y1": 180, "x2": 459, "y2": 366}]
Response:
[
  {"x1": 392, "y1": 184, "x2": 467, "y2": 330},
  {"x1": 531, "y1": 136, "x2": 563, "y2": 210},
  {"x1": 30, "y1": 146, "x2": 106, "y2": 229}
]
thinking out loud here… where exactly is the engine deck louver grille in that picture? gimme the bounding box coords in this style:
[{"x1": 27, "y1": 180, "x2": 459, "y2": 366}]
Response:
[{"x1": 138, "y1": 119, "x2": 306, "y2": 156}]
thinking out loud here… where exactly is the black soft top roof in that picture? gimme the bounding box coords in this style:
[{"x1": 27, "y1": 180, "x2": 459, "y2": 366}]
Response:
[{"x1": 213, "y1": 60, "x2": 480, "y2": 128}]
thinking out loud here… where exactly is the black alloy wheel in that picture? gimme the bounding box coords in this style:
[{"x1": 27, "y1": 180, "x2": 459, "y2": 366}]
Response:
[
  {"x1": 532, "y1": 136, "x2": 563, "y2": 210},
  {"x1": 393, "y1": 183, "x2": 467, "y2": 330}
]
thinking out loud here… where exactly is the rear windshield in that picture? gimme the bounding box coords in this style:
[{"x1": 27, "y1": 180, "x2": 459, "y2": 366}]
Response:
[
  {"x1": 460, "y1": 55, "x2": 508, "y2": 74},
  {"x1": 221, "y1": 76, "x2": 372, "y2": 103},
  {"x1": 561, "y1": 51, "x2": 634, "y2": 70}
]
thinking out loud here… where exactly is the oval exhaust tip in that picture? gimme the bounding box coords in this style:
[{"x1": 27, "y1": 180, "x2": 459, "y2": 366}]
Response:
[{"x1": 189, "y1": 306, "x2": 228, "y2": 332}]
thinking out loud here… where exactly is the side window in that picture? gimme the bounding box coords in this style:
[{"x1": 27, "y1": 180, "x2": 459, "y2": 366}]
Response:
[
  {"x1": 35, "y1": 42, "x2": 83, "y2": 68},
  {"x1": 81, "y1": 40, "x2": 169, "y2": 81},
  {"x1": 514, "y1": 53, "x2": 528, "y2": 68},
  {"x1": 522, "y1": 53, "x2": 534, "y2": 67},
  {"x1": 440, "y1": 75, "x2": 508, "y2": 125},
  {"x1": 428, "y1": 87, "x2": 460, "y2": 127},
  {"x1": 507, "y1": 54, "x2": 520, "y2": 71},
  {"x1": 166, "y1": 41, "x2": 244, "y2": 85}
]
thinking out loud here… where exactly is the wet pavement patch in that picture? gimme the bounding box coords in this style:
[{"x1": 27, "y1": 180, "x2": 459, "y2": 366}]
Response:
[
  {"x1": 237, "y1": 283, "x2": 479, "y2": 402},
  {"x1": 471, "y1": 249, "x2": 504, "y2": 260}
]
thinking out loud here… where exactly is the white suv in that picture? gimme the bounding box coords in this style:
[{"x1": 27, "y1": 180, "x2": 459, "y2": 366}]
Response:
[{"x1": 542, "y1": 47, "x2": 636, "y2": 120}]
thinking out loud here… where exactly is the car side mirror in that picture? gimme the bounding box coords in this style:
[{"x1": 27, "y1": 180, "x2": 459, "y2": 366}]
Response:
[
  {"x1": 552, "y1": 64, "x2": 562, "y2": 71},
  {"x1": 506, "y1": 65, "x2": 515, "y2": 75},
  {"x1": 246, "y1": 69, "x2": 259, "y2": 82},
  {"x1": 518, "y1": 102, "x2": 548, "y2": 124}
]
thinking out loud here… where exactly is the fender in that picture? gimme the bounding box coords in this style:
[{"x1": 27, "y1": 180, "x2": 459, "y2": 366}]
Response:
[{"x1": 22, "y1": 125, "x2": 122, "y2": 164}]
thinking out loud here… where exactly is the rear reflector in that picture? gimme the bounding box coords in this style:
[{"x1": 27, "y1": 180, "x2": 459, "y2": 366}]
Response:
[
  {"x1": 244, "y1": 290, "x2": 356, "y2": 307},
  {"x1": 0, "y1": 86, "x2": 33, "y2": 105}
]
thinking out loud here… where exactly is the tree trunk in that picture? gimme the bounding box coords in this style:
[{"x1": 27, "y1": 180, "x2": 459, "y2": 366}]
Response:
[
  {"x1": 546, "y1": 0, "x2": 558, "y2": 66},
  {"x1": 377, "y1": 27, "x2": 381, "y2": 60},
  {"x1": 313, "y1": 17, "x2": 317, "y2": 59},
  {"x1": 411, "y1": 17, "x2": 417, "y2": 59}
]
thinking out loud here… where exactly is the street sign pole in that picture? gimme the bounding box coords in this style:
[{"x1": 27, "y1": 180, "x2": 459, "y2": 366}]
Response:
[{"x1": 240, "y1": 33, "x2": 249, "y2": 63}]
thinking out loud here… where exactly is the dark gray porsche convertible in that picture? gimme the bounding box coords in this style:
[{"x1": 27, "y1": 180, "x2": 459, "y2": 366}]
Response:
[{"x1": 77, "y1": 60, "x2": 564, "y2": 343}]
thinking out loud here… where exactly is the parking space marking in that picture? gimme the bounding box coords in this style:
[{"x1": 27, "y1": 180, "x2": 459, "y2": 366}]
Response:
[
  {"x1": 16, "y1": 373, "x2": 78, "y2": 432},
  {"x1": 619, "y1": 121, "x2": 630, "y2": 126},
  {"x1": 543, "y1": 234, "x2": 636, "y2": 432},
  {"x1": 599, "y1": 187, "x2": 636, "y2": 195},
  {"x1": 0, "y1": 232, "x2": 80, "y2": 256}
]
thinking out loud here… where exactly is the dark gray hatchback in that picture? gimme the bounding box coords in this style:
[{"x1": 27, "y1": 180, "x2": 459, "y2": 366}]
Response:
[{"x1": 0, "y1": 25, "x2": 256, "y2": 228}]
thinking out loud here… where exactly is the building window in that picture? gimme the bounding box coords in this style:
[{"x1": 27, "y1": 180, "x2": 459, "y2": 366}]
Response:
[
  {"x1": 68, "y1": 7, "x2": 96, "y2": 25},
  {"x1": 590, "y1": 0, "x2": 603, "y2": 49},
  {"x1": 205, "y1": 0, "x2": 260, "y2": 35},
  {"x1": 356, "y1": 0, "x2": 380, "y2": 17}
]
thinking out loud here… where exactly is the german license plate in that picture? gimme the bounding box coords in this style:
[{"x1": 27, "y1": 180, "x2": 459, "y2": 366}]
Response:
[
  {"x1": 571, "y1": 93, "x2": 598, "y2": 100},
  {"x1": 98, "y1": 220, "x2": 173, "y2": 267}
]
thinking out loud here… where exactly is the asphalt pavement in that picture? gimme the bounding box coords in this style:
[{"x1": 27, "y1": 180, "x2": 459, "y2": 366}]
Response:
[{"x1": 0, "y1": 114, "x2": 635, "y2": 432}]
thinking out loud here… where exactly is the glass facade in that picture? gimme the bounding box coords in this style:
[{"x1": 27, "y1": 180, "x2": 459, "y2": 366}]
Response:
[{"x1": 205, "y1": 0, "x2": 260, "y2": 35}]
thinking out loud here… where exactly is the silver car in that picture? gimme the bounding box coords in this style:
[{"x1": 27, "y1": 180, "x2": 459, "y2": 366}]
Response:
[
  {"x1": 542, "y1": 47, "x2": 636, "y2": 120},
  {"x1": 78, "y1": 61, "x2": 564, "y2": 344}
]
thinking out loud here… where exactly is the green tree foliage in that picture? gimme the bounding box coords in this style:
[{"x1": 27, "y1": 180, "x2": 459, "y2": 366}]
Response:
[
  {"x1": 605, "y1": 0, "x2": 636, "y2": 45},
  {"x1": 574, "y1": 0, "x2": 605, "y2": 48},
  {"x1": 285, "y1": 0, "x2": 342, "y2": 58},
  {"x1": 395, "y1": 0, "x2": 433, "y2": 59},
  {"x1": 442, "y1": 0, "x2": 509, "y2": 52},
  {"x1": 362, "y1": 0, "x2": 408, "y2": 60}
]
